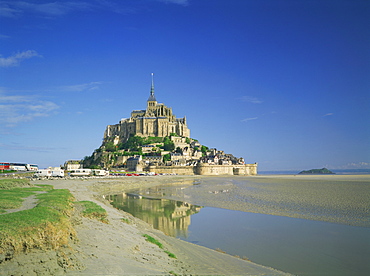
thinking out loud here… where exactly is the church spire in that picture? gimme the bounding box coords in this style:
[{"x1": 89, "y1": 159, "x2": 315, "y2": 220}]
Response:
[{"x1": 148, "y1": 72, "x2": 156, "y2": 102}]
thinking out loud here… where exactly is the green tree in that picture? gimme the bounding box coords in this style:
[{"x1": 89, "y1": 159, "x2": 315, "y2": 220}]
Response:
[
  {"x1": 163, "y1": 136, "x2": 171, "y2": 144},
  {"x1": 201, "y1": 145, "x2": 209, "y2": 155},
  {"x1": 163, "y1": 153, "x2": 171, "y2": 162},
  {"x1": 119, "y1": 135, "x2": 145, "y2": 150},
  {"x1": 89, "y1": 165, "x2": 102, "y2": 169},
  {"x1": 105, "y1": 142, "x2": 116, "y2": 152},
  {"x1": 163, "y1": 140, "x2": 175, "y2": 151},
  {"x1": 161, "y1": 136, "x2": 175, "y2": 151},
  {"x1": 175, "y1": 147, "x2": 183, "y2": 154},
  {"x1": 144, "y1": 136, "x2": 164, "y2": 144}
]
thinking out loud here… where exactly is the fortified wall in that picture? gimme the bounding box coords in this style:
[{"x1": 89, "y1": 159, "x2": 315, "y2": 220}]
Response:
[
  {"x1": 196, "y1": 163, "x2": 258, "y2": 176},
  {"x1": 146, "y1": 163, "x2": 257, "y2": 176}
]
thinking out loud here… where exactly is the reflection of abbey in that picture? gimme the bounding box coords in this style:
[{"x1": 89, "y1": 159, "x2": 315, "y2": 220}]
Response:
[
  {"x1": 85, "y1": 74, "x2": 257, "y2": 175},
  {"x1": 108, "y1": 193, "x2": 201, "y2": 238}
]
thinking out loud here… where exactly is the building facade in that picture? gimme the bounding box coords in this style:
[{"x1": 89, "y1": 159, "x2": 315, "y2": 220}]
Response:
[
  {"x1": 83, "y1": 75, "x2": 257, "y2": 175},
  {"x1": 103, "y1": 75, "x2": 190, "y2": 145}
]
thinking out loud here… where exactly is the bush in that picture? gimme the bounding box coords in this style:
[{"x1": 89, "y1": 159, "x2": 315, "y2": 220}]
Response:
[
  {"x1": 162, "y1": 138, "x2": 175, "y2": 151},
  {"x1": 105, "y1": 141, "x2": 117, "y2": 152},
  {"x1": 119, "y1": 135, "x2": 145, "y2": 150},
  {"x1": 144, "y1": 136, "x2": 164, "y2": 144},
  {"x1": 201, "y1": 145, "x2": 209, "y2": 155},
  {"x1": 163, "y1": 154, "x2": 171, "y2": 162}
]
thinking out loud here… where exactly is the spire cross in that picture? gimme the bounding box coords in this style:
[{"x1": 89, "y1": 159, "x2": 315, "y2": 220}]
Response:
[
  {"x1": 150, "y1": 73, "x2": 154, "y2": 96},
  {"x1": 147, "y1": 72, "x2": 157, "y2": 103}
]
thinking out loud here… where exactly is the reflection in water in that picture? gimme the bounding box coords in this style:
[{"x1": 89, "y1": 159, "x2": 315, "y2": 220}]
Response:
[{"x1": 107, "y1": 193, "x2": 202, "y2": 237}]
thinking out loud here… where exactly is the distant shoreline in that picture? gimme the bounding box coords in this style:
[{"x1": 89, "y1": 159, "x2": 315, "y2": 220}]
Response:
[{"x1": 259, "y1": 169, "x2": 370, "y2": 175}]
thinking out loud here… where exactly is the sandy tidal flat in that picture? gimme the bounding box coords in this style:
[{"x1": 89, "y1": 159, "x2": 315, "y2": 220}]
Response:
[
  {"x1": 132, "y1": 174, "x2": 370, "y2": 228},
  {"x1": 25, "y1": 176, "x2": 292, "y2": 275},
  {"x1": 3, "y1": 174, "x2": 368, "y2": 275}
]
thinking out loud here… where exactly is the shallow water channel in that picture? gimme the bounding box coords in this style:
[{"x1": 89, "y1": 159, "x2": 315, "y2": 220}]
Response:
[{"x1": 108, "y1": 193, "x2": 370, "y2": 276}]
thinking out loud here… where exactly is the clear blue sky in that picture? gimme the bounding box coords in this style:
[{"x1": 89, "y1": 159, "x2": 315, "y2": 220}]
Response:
[{"x1": 0, "y1": 0, "x2": 369, "y2": 171}]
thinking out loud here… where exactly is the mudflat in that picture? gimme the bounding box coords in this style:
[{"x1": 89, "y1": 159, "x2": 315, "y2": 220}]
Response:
[
  {"x1": 3, "y1": 174, "x2": 368, "y2": 275},
  {"x1": 12, "y1": 176, "x2": 291, "y2": 275},
  {"x1": 136, "y1": 174, "x2": 370, "y2": 227}
]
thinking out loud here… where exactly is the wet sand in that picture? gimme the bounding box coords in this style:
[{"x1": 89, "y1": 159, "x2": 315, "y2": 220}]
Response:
[
  {"x1": 3, "y1": 174, "x2": 368, "y2": 275},
  {"x1": 129, "y1": 174, "x2": 370, "y2": 227},
  {"x1": 32, "y1": 176, "x2": 291, "y2": 275}
]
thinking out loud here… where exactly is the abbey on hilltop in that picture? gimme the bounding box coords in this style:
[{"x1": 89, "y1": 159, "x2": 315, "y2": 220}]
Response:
[
  {"x1": 103, "y1": 73, "x2": 190, "y2": 145},
  {"x1": 83, "y1": 74, "x2": 257, "y2": 175}
]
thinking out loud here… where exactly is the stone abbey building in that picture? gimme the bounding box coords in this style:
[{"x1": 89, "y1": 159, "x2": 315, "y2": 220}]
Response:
[
  {"x1": 104, "y1": 74, "x2": 190, "y2": 145},
  {"x1": 86, "y1": 75, "x2": 257, "y2": 175}
]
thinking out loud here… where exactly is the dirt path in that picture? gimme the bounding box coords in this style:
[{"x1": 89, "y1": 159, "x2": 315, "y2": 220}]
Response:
[{"x1": 2, "y1": 191, "x2": 45, "y2": 215}]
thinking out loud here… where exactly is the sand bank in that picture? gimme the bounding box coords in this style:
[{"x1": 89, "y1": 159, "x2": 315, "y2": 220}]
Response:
[
  {"x1": 126, "y1": 174, "x2": 370, "y2": 228},
  {"x1": 5, "y1": 174, "x2": 367, "y2": 275},
  {"x1": 18, "y1": 176, "x2": 290, "y2": 275}
]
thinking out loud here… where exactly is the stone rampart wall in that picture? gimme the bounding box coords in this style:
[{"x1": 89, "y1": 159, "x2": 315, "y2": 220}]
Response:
[
  {"x1": 195, "y1": 164, "x2": 234, "y2": 175},
  {"x1": 147, "y1": 165, "x2": 195, "y2": 175},
  {"x1": 146, "y1": 163, "x2": 257, "y2": 176}
]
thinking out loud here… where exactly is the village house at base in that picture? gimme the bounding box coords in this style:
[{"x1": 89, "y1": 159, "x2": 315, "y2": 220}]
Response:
[{"x1": 84, "y1": 75, "x2": 257, "y2": 175}]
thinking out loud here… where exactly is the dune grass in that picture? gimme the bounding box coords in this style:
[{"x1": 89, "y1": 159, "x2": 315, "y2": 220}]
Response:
[
  {"x1": 120, "y1": 218, "x2": 131, "y2": 224},
  {"x1": 143, "y1": 234, "x2": 177, "y2": 259},
  {"x1": 0, "y1": 184, "x2": 53, "y2": 213},
  {"x1": 143, "y1": 234, "x2": 163, "y2": 249},
  {"x1": 0, "y1": 180, "x2": 75, "y2": 257},
  {"x1": 0, "y1": 178, "x2": 31, "y2": 189},
  {"x1": 75, "y1": 201, "x2": 108, "y2": 223},
  {"x1": 0, "y1": 189, "x2": 35, "y2": 213}
]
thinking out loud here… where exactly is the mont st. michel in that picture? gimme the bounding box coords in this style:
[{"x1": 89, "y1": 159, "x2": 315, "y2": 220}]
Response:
[{"x1": 83, "y1": 75, "x2": 257, "y2": 175}]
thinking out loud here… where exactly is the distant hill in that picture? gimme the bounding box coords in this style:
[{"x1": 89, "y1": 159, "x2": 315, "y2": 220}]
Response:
[{"x1": 298, "y1": 168, "x2": 335, "y2": 175}]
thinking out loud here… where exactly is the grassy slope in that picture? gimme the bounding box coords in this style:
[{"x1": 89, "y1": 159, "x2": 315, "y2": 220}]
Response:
[{"x1": 0, "y1": 179, "x2": 75, "y2": 256}]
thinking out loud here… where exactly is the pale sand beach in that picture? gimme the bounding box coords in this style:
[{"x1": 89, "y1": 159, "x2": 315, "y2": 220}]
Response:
[
  {"x1": 1, "y1": 176, "x2": 292, "y2": 275},
  {"x1": 138, "y1": 174, "x2": 370, "y2": 227},
  {"x1": 2, "y1": 174, "x2": 369, "y2": 275}
]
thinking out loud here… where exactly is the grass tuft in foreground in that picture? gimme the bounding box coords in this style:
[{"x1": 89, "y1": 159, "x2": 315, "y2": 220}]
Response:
[
  {"x1": 143, "y1": 234, "x2": 176, "y2": 259},
  {"x1": 143, "y1": 234, "x2": 163, "y2": 249},
  {"x1": 165, "y1": 250, "x2": 177, "y2": 258},
  {"x1": 0, "y1": 189, "x2": 35, "y2": 213},
  {"x1": 75, "y1": 201, "x2": 108, "y2": 223},
  {"x1": 0, "y1": 181, "x2": 75, "y2": 258},
  {"x1": 121, "y1": 218, "x2": 131, "y2": 224},
  {"x1": 0, "y1": 184, "x2": 54, "y2": 213}
]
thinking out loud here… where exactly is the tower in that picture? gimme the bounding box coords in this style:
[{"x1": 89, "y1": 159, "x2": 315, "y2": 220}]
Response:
[{"x1": 147, "y1": 73, "x2": 157, "y2": 111}]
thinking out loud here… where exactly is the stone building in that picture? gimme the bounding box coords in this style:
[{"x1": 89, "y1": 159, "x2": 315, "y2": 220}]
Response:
[
  {"x1": 103, "y1": 74, "x2": 190, "y2": 145},
  {"x1": 83, "y1": 74, "x2": 258, "y2": 175},
  {"x1": 64, "y1": 160, "x2": 81, "y2": 170}
]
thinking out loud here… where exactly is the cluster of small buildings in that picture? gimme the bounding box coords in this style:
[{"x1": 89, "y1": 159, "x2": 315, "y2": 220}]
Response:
[{"x1": 123, "y1": 136, "x2": 246, "y2": 172}]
